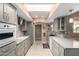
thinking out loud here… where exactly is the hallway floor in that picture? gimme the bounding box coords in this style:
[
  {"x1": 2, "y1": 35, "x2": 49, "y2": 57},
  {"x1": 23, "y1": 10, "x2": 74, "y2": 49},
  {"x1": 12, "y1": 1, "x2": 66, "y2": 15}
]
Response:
[{"x1": 26, "y1": 41, "x2": 52, "y2": 56}]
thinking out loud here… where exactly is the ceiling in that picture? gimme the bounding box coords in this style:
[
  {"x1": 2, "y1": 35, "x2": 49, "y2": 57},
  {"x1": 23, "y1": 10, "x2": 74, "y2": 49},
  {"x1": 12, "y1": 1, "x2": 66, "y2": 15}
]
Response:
[
  {"x1": 49, "y1": 3, "x2": 79, "y2": 22},
  {"x1": 29, "y1": 11, "x2": 49, "y2": 18},
  {"x1": 24, "y1": 3, "x2": 55, "y2": 19},
  {"x1": 50, "y1": 3, "x2": 79, "y2": 19}
]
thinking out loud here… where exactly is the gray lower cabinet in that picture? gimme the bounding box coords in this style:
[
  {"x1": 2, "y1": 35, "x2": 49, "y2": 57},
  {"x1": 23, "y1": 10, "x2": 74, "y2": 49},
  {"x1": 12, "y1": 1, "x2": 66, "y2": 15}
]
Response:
[
  {"x1": 16, "y1": 37, "x2": 32, "y2": 56},
  {"x1": 0, "y1": 42, "x2": 16, "y2": 56},
  {"x1": 16, "y1": 41, "x2": 25, "y2": 56},
  {"x1": 49, "y1": 38, "x2": 79, "y2": 56},
  {"x1": 4, "y1": 47, "x2": 16, "y2": 56},
  {"x1": 24, "y1": 39, "x2": 29, "y2": 55},
  {"x1": 24, "y1": 37, "x2": 32, "y2": 55},
  {"x1": 64, "y1": 48, "x2": 79, "y2": 56},
  {"x1": 49, "y1": 39, "x2": 64, "y2": 56},
  {"x1": 6, "y1": 49, "x2": 16, "y2": 56}
]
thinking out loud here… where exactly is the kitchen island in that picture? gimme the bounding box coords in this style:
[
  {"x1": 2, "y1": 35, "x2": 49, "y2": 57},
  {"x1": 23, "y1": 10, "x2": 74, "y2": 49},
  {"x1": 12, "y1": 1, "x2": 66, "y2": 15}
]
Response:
[{"x1": 49, "y1": 36, "x2": 79, "y2": 56}]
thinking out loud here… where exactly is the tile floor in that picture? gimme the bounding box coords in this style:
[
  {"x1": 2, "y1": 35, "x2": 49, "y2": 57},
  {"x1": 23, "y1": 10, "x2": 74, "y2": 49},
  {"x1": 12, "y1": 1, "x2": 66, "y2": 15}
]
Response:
[{"x1": 26, "y1": 41, "x2": 52, "y2": 56}]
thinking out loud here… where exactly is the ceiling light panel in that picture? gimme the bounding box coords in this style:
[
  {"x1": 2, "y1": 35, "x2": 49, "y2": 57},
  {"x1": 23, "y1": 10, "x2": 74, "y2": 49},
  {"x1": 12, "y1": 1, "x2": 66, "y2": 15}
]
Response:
[
  {"x1": 25, "y1": 4, "x2": 54, "y2": 11},
  {"x1": 20, "y1": 0, "x2": 58, "y2": 3}
]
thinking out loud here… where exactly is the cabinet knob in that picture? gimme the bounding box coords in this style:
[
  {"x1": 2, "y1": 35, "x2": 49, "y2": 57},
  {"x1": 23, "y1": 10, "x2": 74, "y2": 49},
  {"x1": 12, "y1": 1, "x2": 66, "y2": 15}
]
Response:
[
  {"x1": 7, "y1": 25, "x2": 9, "y2": 28},
  {"x1": 4, "y1": 25, "x2": 6, "y2": 27}
]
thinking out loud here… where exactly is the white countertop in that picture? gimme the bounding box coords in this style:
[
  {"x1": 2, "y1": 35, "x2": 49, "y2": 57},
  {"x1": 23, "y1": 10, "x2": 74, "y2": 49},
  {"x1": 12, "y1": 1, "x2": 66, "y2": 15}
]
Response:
[
  {"x1": 49, "y1": 36, "x2": 79, "y2": 48},
  {"x1": 16, "y1": 36, "x2": 29, "y2": 44}
]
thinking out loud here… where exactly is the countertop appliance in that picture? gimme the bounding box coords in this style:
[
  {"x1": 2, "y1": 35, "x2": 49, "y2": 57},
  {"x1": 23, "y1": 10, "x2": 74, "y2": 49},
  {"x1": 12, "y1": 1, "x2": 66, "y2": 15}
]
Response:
[{"x1": 0, "y1": 22, "x2": 16, "y2": 47}]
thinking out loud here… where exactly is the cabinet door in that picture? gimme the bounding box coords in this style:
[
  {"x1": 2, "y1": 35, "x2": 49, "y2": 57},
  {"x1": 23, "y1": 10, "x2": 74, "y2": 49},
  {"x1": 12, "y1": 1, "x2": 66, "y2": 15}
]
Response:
[
  {"x1": 24, "y1": 39, "x2": 28, "y2": 55},
  {"x1": 58, "y1": 46, "x2": 64, "y2": 56},
  {"x1": 3, "y1": 3, "x2": 17, "y2": 24},
  {"x1": 7, "y1": 4, "x2": 17, "y2": 24},
  {"x1": 0, "y1": 42, "x2": 16, "y2": 56},
  {"x1": 7, "y1": 50, "x2": 16, "y2": 56},
  {"x1": 3, "y1": 4, "x2": 9, "y2": 22},
  {"x1": 0, "y1": 3, "x2": 3, "y2": 21},
  {"x1": 16, "y1": 42, "x2": 25, "y2": 56},
  {"x1": 5, "y1": 49, "x2": 16, "y2": 56},
  {"x1": 24, "y1": 38, "x2": 31, "y2": 55}
]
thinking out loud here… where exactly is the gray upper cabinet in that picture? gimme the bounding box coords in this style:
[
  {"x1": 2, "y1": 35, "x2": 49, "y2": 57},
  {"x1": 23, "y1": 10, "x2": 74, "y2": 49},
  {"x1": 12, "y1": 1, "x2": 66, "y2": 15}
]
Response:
[
  {"x1": 0, "y1": 3, "x2": 17, "y2": 24},
  {"x1": 4, "y1": 4, "x2": 17, "y2": 24},
  {"x1": 3, "y1": 4, "x2": 9, "y2": 22},
  {"x1": 7, "y1": 4, "x2": 17, "y2": 24},
  {"x1": 0, "y1": 3, "x2": 3, "y2": 21}
]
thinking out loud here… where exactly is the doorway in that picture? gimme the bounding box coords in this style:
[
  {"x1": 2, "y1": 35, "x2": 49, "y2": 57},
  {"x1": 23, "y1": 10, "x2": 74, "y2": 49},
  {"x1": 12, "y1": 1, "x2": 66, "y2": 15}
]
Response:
[{"x1": 35, "y1": 24, "x2": 42, "y2": 41}]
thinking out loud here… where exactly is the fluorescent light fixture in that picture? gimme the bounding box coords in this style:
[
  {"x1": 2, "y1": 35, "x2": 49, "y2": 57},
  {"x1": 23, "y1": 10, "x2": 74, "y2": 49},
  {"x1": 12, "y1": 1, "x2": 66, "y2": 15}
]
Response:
[
  {"x1": 20, "y1": 0, "x2": 59, "y2": 3},
  {"x1": 69, "y1": 18, "x2": 73, "y2": 23},
  {"x1": 25, "y1": 4, "x2": 54, "y2": 11}
]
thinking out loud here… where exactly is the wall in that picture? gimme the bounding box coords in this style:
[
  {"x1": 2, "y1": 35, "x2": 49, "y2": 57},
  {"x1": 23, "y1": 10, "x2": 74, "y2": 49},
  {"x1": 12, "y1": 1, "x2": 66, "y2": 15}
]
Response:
[
  {"x1": 16, "y1": 18, "x2": 24, "y2": 37},
  {"x1": 53, "y1": 11, "x2": 79, "y2": 38},
  {"x1": 66, "y1": 11, "x2": 79, "y2": 38}
]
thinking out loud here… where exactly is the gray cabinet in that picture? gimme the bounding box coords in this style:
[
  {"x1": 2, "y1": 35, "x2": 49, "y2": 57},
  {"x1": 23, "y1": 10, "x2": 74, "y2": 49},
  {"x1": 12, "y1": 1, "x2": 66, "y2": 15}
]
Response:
[
  {"x1": 49, "y1": 38, "x2": 64, "y2": 56},
  {"x1": 4, "y1": 47, "x2": 16, "y2": 56},
  {"x1": 0, "y1": 3, "x2": 3, "y2": 21},
  {"x1": 49, "y1": 37, "x2": 79, "y2": 56},
  {"x1": 4, "y1": 4, "x2": 17, "y2": 24},
  {"x1": 16, "y1": 41, "x2": 25, "y2": 56},
  {"x1": 7, "y1": 4, "x2": 17, "y2": 24},
  {"x1": 24, "y1": 37, "x2": 31, "y2": 55},
  {"x1": 24, "y1": 39, "x2": 29, "y2": 55},
  {"x1": 0, "y1": 3, "x2": 17, "y2": 24},
  {"x1": 16, "y1": 37, "x2": 32, "y2": 56},
  {"x1": 0, "y1": 42, "x2": 16, "y2": 56},
  {"x1": 6, "y1": 49, "x2": 16, "y2": 56},
  {"x1": 3, "y1": 4, "x2": 9, "y2": 22}
]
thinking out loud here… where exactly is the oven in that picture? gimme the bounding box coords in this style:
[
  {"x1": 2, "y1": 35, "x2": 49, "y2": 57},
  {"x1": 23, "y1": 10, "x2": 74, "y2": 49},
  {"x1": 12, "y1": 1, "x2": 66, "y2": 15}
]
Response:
[{"x1": 0, "y1": 22, "x2": 16, "y2": 47}]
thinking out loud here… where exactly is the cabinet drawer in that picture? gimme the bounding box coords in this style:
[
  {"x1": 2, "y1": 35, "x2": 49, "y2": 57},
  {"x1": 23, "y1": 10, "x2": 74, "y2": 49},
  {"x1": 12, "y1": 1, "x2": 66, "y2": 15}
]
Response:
[{"x1": 0, "y1": 42, "x2": 16, "y2": 56}]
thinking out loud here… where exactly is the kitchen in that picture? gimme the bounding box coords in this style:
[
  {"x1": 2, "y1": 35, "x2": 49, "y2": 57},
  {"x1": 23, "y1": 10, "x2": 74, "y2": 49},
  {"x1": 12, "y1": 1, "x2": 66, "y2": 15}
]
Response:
[{"x1": 1, "y1": 3, "x2": 79, "y2": 56}]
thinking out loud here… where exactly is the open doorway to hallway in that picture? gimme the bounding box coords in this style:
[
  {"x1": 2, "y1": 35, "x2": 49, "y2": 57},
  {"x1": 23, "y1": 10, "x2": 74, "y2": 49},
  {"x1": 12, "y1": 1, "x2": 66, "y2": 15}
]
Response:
[{"x1": 35, "y1": 24, "x2": 42, "y2": 42}]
